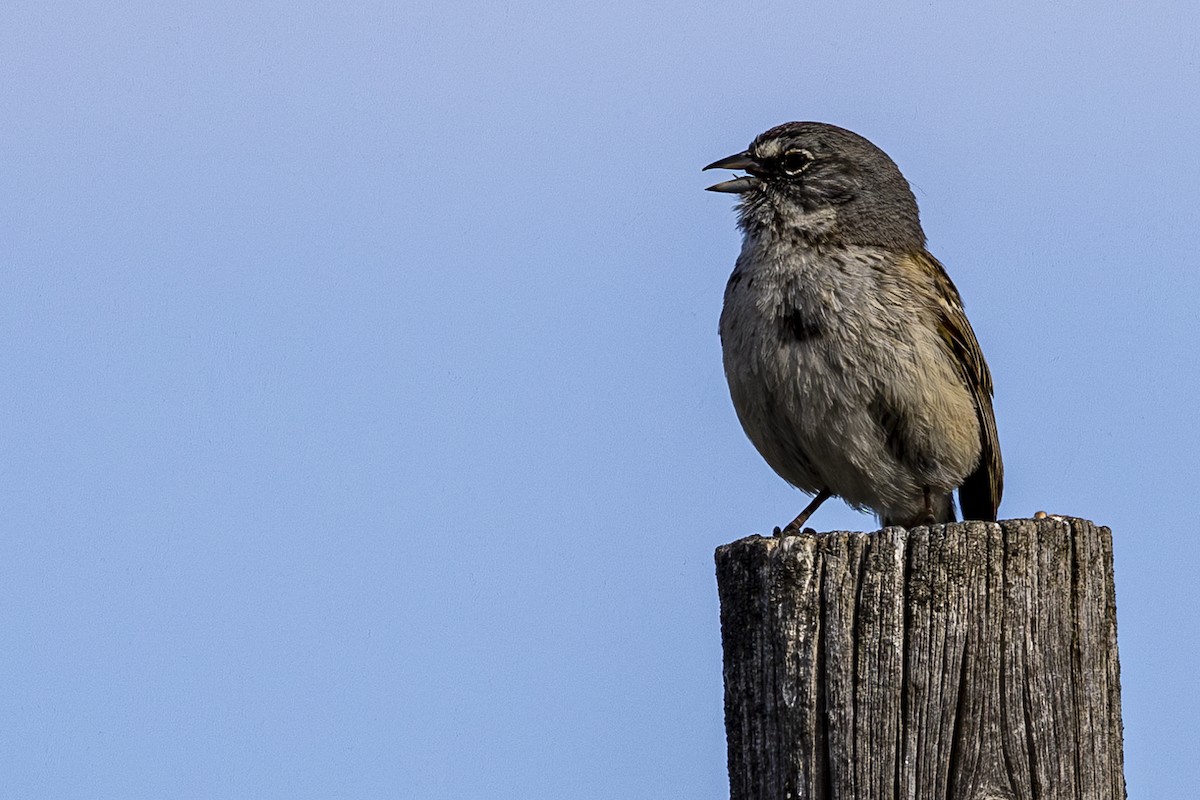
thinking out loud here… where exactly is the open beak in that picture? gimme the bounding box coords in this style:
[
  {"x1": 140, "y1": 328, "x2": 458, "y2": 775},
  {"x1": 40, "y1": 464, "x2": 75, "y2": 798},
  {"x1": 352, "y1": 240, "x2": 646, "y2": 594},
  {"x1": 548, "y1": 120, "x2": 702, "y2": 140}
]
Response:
[{"x1": 703, "y1": 151, "x2": 762, "y2": 194}]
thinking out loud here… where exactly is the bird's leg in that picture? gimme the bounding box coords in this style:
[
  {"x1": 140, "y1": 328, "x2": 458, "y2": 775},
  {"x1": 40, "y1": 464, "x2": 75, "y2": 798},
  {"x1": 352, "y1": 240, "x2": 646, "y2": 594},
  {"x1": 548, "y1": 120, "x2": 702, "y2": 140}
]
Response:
[
  {"x1": 775, "y1": 487, "x2": 833, "y2": 537},
  {"x1": 903, "y1": 487, "x2": 938, "y2": 527}
]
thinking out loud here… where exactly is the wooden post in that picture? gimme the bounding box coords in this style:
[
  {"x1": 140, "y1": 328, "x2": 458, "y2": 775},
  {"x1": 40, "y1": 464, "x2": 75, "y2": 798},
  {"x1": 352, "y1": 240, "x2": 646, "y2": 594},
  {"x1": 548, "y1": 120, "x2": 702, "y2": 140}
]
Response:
[{"x1": 715, "y1": 517, "x2": 1125, "y2": 800}]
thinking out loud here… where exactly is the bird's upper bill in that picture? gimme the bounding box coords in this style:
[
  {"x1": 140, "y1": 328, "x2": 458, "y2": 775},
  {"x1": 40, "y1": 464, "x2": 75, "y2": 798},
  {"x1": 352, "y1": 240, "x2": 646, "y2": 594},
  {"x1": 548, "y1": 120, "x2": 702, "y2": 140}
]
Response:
[{"x1": 703, "y1": 151, "x2": 762, "y2": 194}]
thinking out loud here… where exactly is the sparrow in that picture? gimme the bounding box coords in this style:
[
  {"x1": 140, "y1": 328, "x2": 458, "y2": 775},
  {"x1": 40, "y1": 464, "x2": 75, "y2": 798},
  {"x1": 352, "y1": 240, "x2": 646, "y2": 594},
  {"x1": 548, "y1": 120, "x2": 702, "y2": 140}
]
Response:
[{"x1": 704, "y1": 122, "x2": 1002, "y2": 531}]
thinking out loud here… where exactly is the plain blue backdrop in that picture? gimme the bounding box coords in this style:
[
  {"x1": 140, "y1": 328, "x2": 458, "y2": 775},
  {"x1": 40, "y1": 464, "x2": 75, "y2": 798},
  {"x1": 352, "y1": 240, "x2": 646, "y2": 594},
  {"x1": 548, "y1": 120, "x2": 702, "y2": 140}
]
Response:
[{"x1": 3, "y1": 1, "x2": 1197, "y2": 796}]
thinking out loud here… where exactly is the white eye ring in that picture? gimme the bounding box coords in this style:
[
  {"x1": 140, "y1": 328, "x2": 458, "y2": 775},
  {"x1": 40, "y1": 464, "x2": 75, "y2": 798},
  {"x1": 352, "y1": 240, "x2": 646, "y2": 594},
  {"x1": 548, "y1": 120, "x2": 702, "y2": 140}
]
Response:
[{"x1": 781, "y1": 149, "x2": 814, "y2": 175}]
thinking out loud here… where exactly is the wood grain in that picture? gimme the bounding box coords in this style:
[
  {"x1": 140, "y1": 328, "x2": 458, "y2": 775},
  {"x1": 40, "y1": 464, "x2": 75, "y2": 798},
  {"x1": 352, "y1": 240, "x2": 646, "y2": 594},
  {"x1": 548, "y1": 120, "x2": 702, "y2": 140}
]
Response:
[{"x1": 715, "y1": 517, "x2": 1125, "y2": 800}]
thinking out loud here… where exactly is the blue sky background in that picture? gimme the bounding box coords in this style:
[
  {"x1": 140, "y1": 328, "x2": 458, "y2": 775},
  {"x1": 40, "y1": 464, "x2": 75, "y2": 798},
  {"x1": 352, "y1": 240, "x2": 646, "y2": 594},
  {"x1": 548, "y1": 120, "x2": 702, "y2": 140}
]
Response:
[{"x1": 3, "y1": 1, "x2": 1197, "y2": 796}]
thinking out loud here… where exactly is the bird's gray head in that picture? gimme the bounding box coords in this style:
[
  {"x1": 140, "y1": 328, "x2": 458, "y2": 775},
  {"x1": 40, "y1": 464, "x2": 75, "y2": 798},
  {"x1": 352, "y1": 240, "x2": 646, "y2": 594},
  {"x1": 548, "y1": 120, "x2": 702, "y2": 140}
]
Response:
[{"x1": 705, "y1": 122, "x2": 925, "y2": 250}]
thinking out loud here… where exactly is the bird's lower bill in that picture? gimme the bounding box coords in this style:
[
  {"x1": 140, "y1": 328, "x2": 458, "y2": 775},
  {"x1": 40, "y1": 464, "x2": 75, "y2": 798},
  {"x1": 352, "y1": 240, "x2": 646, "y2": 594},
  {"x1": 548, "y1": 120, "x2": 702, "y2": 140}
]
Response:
[{"x1": 705, "y1": 175, "x2": 761, "y2": 194}]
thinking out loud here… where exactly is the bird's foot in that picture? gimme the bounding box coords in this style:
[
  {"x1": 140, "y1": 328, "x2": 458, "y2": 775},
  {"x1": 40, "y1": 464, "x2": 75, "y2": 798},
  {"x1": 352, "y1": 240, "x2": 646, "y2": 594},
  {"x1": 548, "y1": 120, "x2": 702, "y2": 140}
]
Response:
[
  {"x1": 775, "y1": 487, "x2": 833, "y2": 536},
  {"x1": 774, "y1": 522, "x2": 818, "y2": 537},
  {"x1": 904, "y1": 510, "x2": 938, "y2": 528}
]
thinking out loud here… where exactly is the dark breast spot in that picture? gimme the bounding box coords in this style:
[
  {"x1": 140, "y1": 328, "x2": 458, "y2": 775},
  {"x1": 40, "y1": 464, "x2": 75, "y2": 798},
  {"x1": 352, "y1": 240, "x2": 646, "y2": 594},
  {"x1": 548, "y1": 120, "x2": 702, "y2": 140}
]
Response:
[{"x1": 779, "y1": 307, "x2": 823, "y2": 342}]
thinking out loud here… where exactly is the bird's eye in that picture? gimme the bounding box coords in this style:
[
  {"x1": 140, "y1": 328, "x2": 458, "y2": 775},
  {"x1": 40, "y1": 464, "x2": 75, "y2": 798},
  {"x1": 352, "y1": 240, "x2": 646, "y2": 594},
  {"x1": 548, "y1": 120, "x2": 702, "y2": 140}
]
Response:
[{"x1": 780, "y1": 149, "x2": 813, "y2": 176}]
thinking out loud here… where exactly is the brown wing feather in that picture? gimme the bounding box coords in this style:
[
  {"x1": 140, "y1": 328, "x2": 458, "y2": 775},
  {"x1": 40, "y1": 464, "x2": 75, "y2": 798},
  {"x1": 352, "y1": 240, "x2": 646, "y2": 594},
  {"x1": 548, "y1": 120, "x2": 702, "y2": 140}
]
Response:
[{"x1": 909, "y1": 251, "x2": 1003, "y2": 520}]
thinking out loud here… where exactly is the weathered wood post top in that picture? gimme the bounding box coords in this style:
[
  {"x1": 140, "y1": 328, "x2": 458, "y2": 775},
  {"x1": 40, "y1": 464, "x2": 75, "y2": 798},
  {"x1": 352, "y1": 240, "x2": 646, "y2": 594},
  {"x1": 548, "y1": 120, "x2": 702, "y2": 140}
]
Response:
[{"x1": 715, "y1": 516, "x2": 1125, "y2": 800}]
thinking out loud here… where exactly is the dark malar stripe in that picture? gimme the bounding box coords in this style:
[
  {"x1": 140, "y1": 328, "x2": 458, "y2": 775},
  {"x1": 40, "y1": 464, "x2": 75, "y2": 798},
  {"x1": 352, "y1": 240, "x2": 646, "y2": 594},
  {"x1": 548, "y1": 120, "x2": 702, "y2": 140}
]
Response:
[{"x1": 779, "y1": 307, "x2": 823, "y2": 342}]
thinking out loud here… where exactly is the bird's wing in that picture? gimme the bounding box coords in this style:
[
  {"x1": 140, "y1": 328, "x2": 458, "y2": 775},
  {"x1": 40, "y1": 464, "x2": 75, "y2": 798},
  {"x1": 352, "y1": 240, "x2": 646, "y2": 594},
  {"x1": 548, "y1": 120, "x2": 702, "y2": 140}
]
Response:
[{"x1": 908, "y1": 250, "x2": 1004, "y2": 520}]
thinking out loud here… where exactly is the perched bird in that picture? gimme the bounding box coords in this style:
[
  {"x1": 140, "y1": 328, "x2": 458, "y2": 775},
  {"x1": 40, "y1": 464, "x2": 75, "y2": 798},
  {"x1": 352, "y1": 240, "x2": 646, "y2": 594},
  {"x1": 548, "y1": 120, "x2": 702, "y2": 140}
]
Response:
[{"x1": 704, "y1": 122, "x2": 1002, "y2": 532}]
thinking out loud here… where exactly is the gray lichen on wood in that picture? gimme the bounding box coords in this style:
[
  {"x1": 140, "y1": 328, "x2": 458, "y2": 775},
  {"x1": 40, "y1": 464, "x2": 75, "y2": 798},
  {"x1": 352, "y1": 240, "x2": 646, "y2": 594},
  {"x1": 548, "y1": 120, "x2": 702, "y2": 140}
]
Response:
[{"x1": 715, "y1": 517, "x2": 1124, "y2": 800}]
